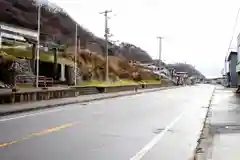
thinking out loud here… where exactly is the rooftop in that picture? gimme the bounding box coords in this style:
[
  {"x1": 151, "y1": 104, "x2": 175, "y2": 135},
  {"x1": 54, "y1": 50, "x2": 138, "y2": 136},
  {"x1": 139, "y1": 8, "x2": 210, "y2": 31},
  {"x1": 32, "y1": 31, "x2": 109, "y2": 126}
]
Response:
[
  {"x1": 227, "y1": 51, "x2": 238, "y2": 61},
  {"x1": 0, "y1": 22, "x2": 38, "y2": 39}
]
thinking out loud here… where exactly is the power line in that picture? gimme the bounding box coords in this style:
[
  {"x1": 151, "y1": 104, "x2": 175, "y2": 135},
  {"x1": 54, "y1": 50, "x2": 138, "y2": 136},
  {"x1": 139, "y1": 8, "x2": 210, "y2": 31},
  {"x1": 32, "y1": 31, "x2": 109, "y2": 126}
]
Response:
[
  {"x1": 224, "y1": 8, "x2": 240, "y2": 75},
  {"x1": 225, "y1": 8, "x2": 240, "y2": 60}
]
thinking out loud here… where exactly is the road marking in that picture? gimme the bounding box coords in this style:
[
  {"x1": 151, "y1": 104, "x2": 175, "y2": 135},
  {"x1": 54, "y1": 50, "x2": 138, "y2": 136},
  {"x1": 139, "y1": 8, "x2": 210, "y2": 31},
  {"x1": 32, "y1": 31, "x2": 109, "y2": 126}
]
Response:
[
  {"x1": 0, "y1": 121, "x2": 79, "y2": 148},
  {"x1": 129, "y1": 111, "x2": 186, "y2": 160},
  {"x1": 0, "y1": 105, "x2": 85, "y2": 122}
]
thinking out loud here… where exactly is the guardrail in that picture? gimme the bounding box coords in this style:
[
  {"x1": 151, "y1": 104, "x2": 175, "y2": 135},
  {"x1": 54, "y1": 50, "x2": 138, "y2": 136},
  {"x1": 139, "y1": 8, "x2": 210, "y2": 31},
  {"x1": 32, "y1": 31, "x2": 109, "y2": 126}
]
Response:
[
  {"x1": 38, "y1": 76, "x2": 54, "y2": 87},
  {"x1": 15, "y1": 75, "x2": 54, "y2": 87}
]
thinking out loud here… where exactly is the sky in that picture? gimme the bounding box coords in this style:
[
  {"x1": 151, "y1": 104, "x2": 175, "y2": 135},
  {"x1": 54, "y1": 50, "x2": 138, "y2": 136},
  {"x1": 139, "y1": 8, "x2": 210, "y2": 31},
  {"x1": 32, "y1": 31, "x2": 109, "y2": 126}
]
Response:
[{"x1": 48, "y1": 0, "x2": 240, "y2": 78}]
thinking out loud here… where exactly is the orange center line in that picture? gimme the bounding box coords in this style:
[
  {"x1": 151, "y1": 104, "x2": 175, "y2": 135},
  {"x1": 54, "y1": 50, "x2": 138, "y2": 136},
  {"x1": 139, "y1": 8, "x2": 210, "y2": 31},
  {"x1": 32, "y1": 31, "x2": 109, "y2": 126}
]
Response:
[{"x1": 0, "y1": 121, "x2": 79, "y2": 148}]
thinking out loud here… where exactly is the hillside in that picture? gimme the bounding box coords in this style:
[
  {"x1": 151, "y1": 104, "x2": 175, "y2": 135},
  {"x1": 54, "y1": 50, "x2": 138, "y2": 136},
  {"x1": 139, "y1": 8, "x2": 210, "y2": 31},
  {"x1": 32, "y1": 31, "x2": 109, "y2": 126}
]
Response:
[
  {"x1": 0, "y1": 0, "x2": 204, "y2": 84},
  {"x1": 61, "y1": 51, "x2": 157, "y2": 81},
  {"x1": 0, "y1": 0, "x2": 152, "y2": 62},
  {"x1": 167, "y1": 63, "x2": 205, "y2": 78}
]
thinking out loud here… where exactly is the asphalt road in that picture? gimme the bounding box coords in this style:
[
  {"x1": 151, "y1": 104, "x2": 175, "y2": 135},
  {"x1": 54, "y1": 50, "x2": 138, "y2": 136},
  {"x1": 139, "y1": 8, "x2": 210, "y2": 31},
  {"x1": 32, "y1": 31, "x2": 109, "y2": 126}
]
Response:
[{"x1": 0, "y1": 85, "x2": 214, "y2": 160}]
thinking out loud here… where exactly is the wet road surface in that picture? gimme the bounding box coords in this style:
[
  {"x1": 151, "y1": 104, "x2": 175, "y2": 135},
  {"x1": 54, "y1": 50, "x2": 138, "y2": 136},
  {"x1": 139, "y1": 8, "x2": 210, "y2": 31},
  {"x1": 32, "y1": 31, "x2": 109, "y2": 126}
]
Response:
[{"x1": 0, "y1": 85, "x2": 214, "y2": 160}]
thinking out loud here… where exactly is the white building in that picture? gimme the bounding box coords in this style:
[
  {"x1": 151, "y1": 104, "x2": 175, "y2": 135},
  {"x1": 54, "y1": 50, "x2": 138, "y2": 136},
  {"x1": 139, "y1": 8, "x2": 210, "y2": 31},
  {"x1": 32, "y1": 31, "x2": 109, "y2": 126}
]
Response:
[{"x1": 0, "y1": 23, "x2": 38, "y2": 48}]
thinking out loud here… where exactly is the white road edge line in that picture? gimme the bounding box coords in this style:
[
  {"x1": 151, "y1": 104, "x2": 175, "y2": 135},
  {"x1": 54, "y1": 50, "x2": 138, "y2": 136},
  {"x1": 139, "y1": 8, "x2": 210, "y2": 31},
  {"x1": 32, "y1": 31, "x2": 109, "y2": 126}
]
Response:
[
  {"x1": 129, "y1": 110, "x2": 186, "y2": 160},
  {"x1": 0, "y1": 105, "x2": 84, "y2": 122}
]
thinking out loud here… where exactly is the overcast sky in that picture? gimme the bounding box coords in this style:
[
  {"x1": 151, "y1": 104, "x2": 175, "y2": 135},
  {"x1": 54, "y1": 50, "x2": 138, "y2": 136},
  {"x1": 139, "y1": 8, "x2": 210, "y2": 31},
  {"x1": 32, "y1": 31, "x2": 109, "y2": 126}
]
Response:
[{"x1": 48, "y1": 0, "x2": 240, "y2": 78}]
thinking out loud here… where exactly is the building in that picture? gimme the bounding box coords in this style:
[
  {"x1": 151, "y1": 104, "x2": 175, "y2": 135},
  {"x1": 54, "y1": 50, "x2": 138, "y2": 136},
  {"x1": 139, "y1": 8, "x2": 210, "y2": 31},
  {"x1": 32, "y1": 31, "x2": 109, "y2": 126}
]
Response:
[
  {"x1": 0, "y1": 23, "x2": 75, "y2": 85},
  {"x1": 227, "y1": 51, "x2": 238, "y2": 87},
  {"x1": 175, "y1": 72, "x2": 188, "y2": 85},
  {"x1": 0, "y1": 22, "x2": 38, "y2": 46},
  {"x1": 237, "y1": 34, "x2": 240, "y2": 88}
]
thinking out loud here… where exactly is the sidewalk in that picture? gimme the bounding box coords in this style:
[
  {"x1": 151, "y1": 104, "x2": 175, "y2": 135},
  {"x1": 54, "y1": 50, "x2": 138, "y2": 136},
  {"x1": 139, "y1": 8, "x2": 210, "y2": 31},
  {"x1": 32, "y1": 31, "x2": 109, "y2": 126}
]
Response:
[
  {"x1": 0, "y1": 86, "x2": 176, "y2": 116},
  {"x1": 196, "y1": 86, "x2": 240, "y2": 160}
]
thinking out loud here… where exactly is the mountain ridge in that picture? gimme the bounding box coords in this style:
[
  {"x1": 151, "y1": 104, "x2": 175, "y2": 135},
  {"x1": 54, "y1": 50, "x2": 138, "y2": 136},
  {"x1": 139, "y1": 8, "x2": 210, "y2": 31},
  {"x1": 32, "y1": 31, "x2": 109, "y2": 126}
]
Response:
[
  {"x1": 0, "y1": 0, "x2": 205, "y2": 78},
  {"x1": 0, "y1": 0, "x2": 153, "y2": 62}
]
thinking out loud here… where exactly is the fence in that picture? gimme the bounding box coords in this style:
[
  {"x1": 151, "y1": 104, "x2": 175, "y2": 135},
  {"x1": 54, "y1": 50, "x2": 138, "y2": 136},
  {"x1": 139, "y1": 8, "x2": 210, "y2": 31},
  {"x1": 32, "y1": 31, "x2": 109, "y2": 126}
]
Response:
[{"x1": 15, "y1": 75, "x2": 54, "y2": 87}]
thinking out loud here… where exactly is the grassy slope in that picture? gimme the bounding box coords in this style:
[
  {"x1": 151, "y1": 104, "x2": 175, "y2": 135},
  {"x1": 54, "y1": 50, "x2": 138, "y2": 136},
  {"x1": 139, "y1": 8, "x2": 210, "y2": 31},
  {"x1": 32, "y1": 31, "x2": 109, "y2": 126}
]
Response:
[
  {"x1": 77, "y1": 80, "x2": 161, "y2": 87},
  {"x1": 1, "y1": 48, "x2": 74, "y2": 66},
  {"x1": 1, "y1": 47, "x2": 161, "y2": 87},
  {"x1": 62, "y1": 50, "x2": 159, "y2": 81}
]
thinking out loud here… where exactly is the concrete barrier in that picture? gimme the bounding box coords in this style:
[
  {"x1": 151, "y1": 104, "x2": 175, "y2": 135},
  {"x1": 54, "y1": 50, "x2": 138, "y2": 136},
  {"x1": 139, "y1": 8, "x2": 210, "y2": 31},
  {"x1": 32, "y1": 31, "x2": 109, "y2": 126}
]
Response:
[
  {"x1": 0, "y1": 83, "x2": 172, "y2": 104},
  {"x1": 102, "y1": 85, "x2": 139, "y2": 93}
]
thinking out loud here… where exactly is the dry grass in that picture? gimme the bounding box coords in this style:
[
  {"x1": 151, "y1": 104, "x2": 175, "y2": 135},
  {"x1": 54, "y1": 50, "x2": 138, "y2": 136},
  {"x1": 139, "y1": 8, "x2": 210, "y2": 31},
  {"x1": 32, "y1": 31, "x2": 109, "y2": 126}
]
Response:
[
  {"x1": 0, "y1": 51, "x2": 17, "y2": 60},
  {"x1": 61, "y1": 50, "x2": 159, "y2": 81},
  {"x1": 77, "y1": 79, "x2": 161, "y2": 87},
  {"x1": 77, "y1": 80, "x2": 139, "y2": 87},
  {"x1": 1, "y1": 46, "x2": 160, "y2": 83}
]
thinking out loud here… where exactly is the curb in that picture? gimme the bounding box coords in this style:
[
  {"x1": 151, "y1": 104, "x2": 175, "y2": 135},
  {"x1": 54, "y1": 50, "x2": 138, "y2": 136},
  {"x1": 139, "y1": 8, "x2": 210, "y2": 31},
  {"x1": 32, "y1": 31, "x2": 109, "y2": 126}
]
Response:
[
  {"x1": 0, "y1": 86, "x2": 178, "y2": 117},
  {"x1": 192, "y1": 87, "x2": 216, "y2": 160}
]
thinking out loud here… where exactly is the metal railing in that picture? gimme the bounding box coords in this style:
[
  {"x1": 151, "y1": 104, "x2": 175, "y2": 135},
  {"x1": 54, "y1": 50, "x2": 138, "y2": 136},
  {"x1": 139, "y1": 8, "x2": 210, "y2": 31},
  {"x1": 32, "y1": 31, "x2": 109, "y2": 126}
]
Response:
[{"x1": 15, "y1": 75, "x2": 54, "y2": 87}]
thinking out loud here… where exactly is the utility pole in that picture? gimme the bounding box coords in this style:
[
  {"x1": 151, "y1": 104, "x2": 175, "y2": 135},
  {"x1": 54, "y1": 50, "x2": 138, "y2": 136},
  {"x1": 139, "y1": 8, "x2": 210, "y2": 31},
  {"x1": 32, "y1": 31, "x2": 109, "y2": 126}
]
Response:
[
  {"x1": 157, "y1": 36, "x2": 163, "y2": 80},
  {"x1": 100, "y1": 10, "x2": 112, "y2": 82},
  {"x1": 36, "y1": 4, "x2": 41, "y2": 88},
  {"x1": 74, "y1": 23, "x2": 78, "y2": 86}
]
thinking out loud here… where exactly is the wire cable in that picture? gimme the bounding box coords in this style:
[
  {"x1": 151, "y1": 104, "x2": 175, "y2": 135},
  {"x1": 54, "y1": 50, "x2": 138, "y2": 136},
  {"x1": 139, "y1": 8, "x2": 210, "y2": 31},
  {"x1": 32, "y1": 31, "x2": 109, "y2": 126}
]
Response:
[{"x1": 225, "y1": 8, "x2": 240, "y2": 61}]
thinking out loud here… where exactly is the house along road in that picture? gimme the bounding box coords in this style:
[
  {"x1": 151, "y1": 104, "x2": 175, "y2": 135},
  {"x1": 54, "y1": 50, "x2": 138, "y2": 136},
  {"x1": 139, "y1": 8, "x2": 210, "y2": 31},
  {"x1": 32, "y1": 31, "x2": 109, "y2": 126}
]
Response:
[{"x1": 0, "y1": 85, "x2": 214, "y2": 160}]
